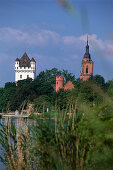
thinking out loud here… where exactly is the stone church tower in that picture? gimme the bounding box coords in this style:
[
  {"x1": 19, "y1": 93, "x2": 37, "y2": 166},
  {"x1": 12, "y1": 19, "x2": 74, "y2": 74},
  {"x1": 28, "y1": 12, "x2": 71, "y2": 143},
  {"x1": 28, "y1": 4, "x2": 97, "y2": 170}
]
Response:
[
  {"x1": 80, "y1": 36, "x2": 93, "y2": 81},
  {"x1": 15, "y1": 52, "x2": 36, "y2": 83}
]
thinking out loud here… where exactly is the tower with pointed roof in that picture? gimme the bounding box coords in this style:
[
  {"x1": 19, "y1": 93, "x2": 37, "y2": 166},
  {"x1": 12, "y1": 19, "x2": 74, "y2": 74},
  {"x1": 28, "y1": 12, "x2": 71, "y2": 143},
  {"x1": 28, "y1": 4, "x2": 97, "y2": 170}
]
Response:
[
  {"x1": 80, "y1": 36, "x2": 93, "y2": 81},
  {"x1": 15, "y1": 52, "x2": 36, "y2": 83}
]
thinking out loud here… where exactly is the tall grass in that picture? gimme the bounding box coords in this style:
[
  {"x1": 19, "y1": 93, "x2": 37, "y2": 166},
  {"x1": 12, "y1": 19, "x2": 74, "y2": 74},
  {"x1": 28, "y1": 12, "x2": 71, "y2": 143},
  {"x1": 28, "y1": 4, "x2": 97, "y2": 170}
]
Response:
[{"x1": 1, "y1": 84, "x2": 113, "y2": 169}]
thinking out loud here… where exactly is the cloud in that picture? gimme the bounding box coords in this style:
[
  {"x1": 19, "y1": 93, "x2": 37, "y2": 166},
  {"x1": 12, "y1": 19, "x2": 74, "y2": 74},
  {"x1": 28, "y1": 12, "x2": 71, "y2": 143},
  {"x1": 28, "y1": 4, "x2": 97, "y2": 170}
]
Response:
[
  {"x1": 79, "y1": 34, "x2": 113, "y2": 62},
  {"x1": 79, "y1": 34, "x2": 105, "y2": 50},
  {"x1": 0, "y1": 26, "x2": 113, "y2": 63},
  {"x1": 0, "y1": 27, "x2": 60, "y2": 46},
  {"x1": 62, "y1": 36, "x2": 77, "y2": 44},
  {"x1": 62, "y1": 34, "x2": 106, "y2": 51}
]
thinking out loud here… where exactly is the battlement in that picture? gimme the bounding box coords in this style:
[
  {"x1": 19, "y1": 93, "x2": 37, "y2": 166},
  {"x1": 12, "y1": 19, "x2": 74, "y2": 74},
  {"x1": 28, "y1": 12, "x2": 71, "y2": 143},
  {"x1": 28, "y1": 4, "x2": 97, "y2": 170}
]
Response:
[
  {"x1": 56, "y1": 76, "x2": 64, "y2": 81},
  {"x1": 56, "y1": 76, "x2": 64, "y2": 92},
  {"x1": 15, "y1": 52, "x2": 36, "y2": 82}
]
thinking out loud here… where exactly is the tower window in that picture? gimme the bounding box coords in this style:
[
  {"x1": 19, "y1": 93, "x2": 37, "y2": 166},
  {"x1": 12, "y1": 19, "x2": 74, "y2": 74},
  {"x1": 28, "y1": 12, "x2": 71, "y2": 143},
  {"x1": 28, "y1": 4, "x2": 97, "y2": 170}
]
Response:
[
  {"x1": 20, "y1": 75, "x2": 22, "y2": 79},
  {"x1": 27, "y1": 75, "x2": 29, "y2": 78},
  {"x1": 86, "y1": 66, "x2": 88, "y2": 74}
]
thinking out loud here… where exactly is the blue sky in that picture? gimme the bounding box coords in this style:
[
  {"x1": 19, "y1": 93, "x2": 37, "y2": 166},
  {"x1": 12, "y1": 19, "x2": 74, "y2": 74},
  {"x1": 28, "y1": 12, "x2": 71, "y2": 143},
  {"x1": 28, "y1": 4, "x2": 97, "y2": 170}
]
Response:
[{"x1": 0, "y1": 0, "x2": 113, "y2": 87}]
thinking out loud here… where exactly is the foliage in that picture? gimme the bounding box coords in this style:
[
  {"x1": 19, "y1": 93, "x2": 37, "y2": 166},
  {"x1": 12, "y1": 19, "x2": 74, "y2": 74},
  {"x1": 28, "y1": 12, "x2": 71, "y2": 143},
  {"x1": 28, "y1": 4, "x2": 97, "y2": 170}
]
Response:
[
  {"x1": 5, "y1": 82, "x2": 16, "y2": 89},
  {"x1": 33, "y1": 95, "x2": 51, "y2": 113},
  {"x1": 0, "y1": 68, "x2": 76, "y2": 112},
  {"x1": 37, "y1": 68, "x2": 76, "y2": 85},
  {"x1": 106, "y1": 80, "x2": 113, "y2": 97},
  {"x1": 1, "y1": 95, "x2": 113, "y2": 169},
  {"x1": 1, "y1": 69, "x2": 113, "y2": 169},
  {"x1": 89, "y1": 74, "x2": 105, "y2": 88}
]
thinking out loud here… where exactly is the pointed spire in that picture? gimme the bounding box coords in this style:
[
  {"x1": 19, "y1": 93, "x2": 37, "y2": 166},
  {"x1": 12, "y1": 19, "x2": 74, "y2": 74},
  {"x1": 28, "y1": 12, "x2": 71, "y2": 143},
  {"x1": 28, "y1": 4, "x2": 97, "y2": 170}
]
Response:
[
  {"x1": 86, "y1": 34, "x2": 89, "y2": 53},
  {"x1": 87, "y1": 34, "x2": 88, "y2": 46},
  {"x1": 84, "y1": 34, "x2": 91, "y2": 59}
]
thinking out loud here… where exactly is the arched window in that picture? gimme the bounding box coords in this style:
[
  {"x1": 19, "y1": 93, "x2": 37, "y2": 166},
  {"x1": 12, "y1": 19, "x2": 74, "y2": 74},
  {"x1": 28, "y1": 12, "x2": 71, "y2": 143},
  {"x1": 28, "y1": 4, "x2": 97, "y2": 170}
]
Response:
[{"x1": 86, "y1": 65, "x2": 88, "y2": 74}]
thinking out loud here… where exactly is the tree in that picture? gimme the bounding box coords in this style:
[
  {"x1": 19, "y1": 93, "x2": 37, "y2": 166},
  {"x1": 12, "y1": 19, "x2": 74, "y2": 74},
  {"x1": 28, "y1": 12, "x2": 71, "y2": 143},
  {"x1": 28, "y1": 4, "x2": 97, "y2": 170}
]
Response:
[
  {"x1": 106, "y1": 80, "x2": 113, "y2": 97},
  {"x1": 62, "y1": 69, "x2": 76, "y2": 84},
  {"x1": 37, "y1": 68, "x2": 62, "y2": 85},
  {"x1": 33, "y1": 95, "x2": 51, "y2": 113},
  {"x1": 89, "y1": 75, "x2": 105, "y2": 88},
  {"x1": 37, "y1": 68, "x2": 76, "y2": 85},
  {"x1": 5, "y1": 82, "x2": 16, "y2": 89}
]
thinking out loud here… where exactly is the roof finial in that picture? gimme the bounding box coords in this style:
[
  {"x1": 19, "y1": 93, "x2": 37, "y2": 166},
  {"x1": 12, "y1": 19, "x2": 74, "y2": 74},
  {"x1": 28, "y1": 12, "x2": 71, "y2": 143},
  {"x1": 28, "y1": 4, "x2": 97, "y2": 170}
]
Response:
[{"x1": 87, "y1": 34, "x2": 88, "y2": 46}]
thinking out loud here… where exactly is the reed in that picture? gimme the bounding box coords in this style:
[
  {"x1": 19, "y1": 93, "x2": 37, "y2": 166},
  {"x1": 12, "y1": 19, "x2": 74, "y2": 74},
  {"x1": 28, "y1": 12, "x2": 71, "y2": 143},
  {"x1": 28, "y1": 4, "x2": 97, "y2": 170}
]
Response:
[{"x1": 1, "y1": 84, "x2": 113, "y2": 169}]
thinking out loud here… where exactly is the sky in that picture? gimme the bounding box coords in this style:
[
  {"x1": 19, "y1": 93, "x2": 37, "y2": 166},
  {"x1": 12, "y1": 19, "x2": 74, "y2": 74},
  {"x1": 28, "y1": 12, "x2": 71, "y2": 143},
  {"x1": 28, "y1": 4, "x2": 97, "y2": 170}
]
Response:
[{"x1": 0, "y1": 0, "x2": 113, "y2": 87}]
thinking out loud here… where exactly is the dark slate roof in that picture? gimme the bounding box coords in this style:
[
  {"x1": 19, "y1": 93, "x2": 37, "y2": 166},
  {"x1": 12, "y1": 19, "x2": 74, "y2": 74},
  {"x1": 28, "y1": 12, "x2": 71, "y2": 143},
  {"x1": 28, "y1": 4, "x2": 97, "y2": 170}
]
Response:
[
  {"x1": 19, "y1": 52, "x2": 31, "y2": 67},
  {"x1": 15, "y1": 58, "x2": 20, "y2": 61},
  {"x1": 84, "y1": 51, "x2": 91, "y2": 59},
  {"x1": 31, "y1": 58, "x2": 36, "y2": 62}
]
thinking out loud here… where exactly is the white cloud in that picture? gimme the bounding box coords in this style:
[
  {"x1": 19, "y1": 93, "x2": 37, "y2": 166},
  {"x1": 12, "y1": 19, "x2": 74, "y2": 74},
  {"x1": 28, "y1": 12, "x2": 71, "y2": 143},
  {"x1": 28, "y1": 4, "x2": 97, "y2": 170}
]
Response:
[
  {"x1": 0, "y1": 26, "x2": 113, "y2": 63},
  {"x1": 62, "y1": 36, "x2": 77, "y2": 44},
  {"x1": 0, "y1": 27, "x2": 60, "y2": 46},
  {"x1": 79, "y1": 34, "x2": 113, "y2": 61}
]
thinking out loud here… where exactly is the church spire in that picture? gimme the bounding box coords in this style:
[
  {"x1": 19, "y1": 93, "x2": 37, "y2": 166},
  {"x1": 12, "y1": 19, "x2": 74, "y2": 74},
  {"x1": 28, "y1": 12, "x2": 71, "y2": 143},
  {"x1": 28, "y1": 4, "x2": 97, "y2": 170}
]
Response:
[
  {"x1": 84, "y1": 34, "x2": 90, "y2": 59},
  {"x1": 80, "y1": 34, "x2": 93, "y2": 81},
  {"x1": 87, "y1": 34, "x2": 88, "y2": 46},
  {"x1": 86, "y1": 34, "x2": 89, "y2": 54}
]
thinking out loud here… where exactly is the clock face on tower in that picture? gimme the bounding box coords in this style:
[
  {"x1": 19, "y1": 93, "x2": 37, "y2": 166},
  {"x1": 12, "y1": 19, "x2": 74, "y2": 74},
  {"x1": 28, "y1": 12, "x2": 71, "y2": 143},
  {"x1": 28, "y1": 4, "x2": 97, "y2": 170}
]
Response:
[{"x1": 23, "y1": 61, "x2": 26, "y2": 65}]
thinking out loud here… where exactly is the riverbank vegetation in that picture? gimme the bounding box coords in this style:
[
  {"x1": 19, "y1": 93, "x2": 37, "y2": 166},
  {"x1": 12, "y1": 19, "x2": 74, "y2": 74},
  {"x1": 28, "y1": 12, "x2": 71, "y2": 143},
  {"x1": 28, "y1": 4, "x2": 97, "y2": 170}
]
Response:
[
  {"x1": 1, "y1": 96, "x2": 113, "y2": 169},
  {"x1": 0, "y1": 67, "x2": 113, "y2": 113},
  {"x1": 0, "y1": 68, "x2": 113, "y2": 169}
]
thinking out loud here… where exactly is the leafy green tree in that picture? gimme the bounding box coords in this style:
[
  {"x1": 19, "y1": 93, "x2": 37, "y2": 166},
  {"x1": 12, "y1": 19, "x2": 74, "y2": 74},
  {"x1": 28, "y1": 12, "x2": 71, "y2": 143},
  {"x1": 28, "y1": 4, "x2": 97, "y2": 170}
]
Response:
[
  {"x1": 37, "y1": 68, "x2": 76, "y2": 85},
  {"x1": 5, "y1": 82, "x2": 16, "y2": 89},
  {"x1": 105, "y1": 80, "x2": 113, "y2": 97},
  {"x1": 9, "y1": 79, "x2": 35, "y2": 111},
  {"x1": 32, "y1": 77, "x2": 54, "y2": 96},
  {"x1": 37, "y1": 68, "x2": 62, "y2": 85},
  {"x1": 0, "y1": 87, "x2": 16, "y2": 112},
  {"x1": 89, "y1": 74, "x2": 105, "y2": 88},
  {"x1": 62, "y1": 69, "x2": 76, "y2": 84}
]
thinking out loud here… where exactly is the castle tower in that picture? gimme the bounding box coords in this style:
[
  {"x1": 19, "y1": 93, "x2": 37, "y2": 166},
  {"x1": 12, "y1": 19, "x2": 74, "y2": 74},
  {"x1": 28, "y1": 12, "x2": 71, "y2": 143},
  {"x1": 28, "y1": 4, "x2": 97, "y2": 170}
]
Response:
[
  {"x1": 56, "y1": 76, "x2": 64, "y2": 92},
  {"x1": 15, "y1": 52, "x2": 36, "y2": 83},
  {"x1": 80, "y1": 36, "x2": 93, "y2": 81}
]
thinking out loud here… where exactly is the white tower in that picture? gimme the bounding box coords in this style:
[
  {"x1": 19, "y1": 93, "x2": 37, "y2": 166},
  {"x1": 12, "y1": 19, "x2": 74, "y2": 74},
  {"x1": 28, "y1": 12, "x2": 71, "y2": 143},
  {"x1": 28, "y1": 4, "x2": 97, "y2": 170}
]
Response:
[{"x1": 15, "y1": 52, "x2": 36, "y2": 83}]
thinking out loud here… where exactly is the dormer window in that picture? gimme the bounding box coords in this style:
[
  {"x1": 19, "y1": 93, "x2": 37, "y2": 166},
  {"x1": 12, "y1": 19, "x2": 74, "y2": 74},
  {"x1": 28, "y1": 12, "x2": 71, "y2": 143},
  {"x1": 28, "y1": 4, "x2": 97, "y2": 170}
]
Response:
[{"x1": 23, "y1": 61, "x2": 26, "y2": 65}]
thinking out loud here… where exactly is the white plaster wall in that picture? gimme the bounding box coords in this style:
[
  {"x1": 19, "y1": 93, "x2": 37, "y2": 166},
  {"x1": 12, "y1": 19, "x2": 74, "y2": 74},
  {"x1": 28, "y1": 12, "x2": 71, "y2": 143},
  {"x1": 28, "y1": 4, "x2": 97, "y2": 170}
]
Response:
[
  {"x1": 15, "y1": 62, "x2": 36, "y2": 82},
  {"x1": 15, "y1": 71, "x2": 35, "y2": 82}
]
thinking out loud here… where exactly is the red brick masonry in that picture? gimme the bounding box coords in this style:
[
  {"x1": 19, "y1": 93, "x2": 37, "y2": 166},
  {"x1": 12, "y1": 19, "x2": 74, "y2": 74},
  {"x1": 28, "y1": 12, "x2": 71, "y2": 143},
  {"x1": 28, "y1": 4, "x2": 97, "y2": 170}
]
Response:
[
  {"x1": 56, "y1": 76, "x2": 74, "y2": 92},
  {"x1": 63, "y1": 81, "x2": 74, "y2": 90}
]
